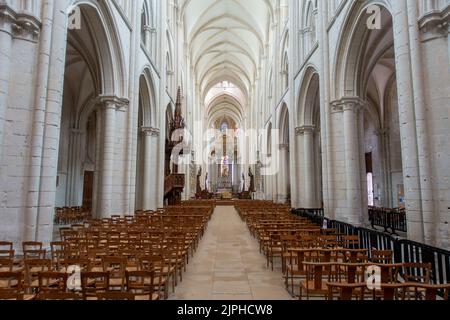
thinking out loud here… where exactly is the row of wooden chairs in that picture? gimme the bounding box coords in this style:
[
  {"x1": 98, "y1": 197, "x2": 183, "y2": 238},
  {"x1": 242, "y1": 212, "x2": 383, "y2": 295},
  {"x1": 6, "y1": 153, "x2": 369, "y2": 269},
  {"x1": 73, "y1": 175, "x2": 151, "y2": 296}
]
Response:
[
  {"x1": 297, "y1": 261, "x2": 448, "y2": 300},
  {"x1": 0, "y1": 204, "x2": 214, "y2": 300},
  {"x1": 0, "y1": 269, "x2": 160, "y2": 300},
  {"x1": 239, "y1": 204, "x2": 449, "y2": 301}
]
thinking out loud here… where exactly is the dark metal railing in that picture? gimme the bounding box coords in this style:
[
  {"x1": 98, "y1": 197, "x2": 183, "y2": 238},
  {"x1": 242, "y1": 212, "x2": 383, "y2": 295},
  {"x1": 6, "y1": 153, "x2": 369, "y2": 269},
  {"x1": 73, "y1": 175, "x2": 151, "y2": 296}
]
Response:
[
  {"x1": 293, "y1": 208, "x2": 450, "y2": 294},
  {"x1": 368, "y1": 206, "x2": 407, "y2": 235}
]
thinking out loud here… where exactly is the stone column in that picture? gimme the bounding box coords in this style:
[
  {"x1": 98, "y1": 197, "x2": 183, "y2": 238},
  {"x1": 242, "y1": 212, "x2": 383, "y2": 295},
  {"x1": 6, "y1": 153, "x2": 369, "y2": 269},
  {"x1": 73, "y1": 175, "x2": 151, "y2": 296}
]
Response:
[
  {"x1": 141, "y1": 127, "x2": 160, "y2": 210},
  {"x1": 0, "y1": 10, "x2": 13, "y2": 161},
  {"x1": 409, "y1": 1, "x2": 447, "y2": 247},
  {"x1": 391, "y1": 0, "x2": 425, "y2": 243},
  {"x1": 334, "y1": 98, "x2": 364, "y2": 225},
  {"x1": 97, "y1": 96, "x2": 128, "y2": 218},
  {"x1": 298, "y1": 125, "x2": 316, "y2": 208},
  {"x1": 294, "y1": 128, "x2": 303, "y2": 207}
]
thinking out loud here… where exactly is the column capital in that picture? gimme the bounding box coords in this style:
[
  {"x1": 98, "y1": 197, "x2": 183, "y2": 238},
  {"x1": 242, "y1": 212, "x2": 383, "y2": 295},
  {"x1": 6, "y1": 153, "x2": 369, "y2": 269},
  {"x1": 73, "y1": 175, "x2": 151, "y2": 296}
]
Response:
[
  {"x1": 97, "y1": 95, "x2": 129, "y2": 112},
  {"x1": 419, "y1": 6, "x2": 450, "y2": 33},
  {"x1": 295, "y1": 125, "x2": 316, "y2": 136},
  {"x1": 331, "y1": 97, "x2": 367, "y2": 113},
  {"x1": 141, "y1": 127, "x2": 160, "y2": 137},
  {"x1": 0, "y1": 4, "x2": 41, "y2": 39}
]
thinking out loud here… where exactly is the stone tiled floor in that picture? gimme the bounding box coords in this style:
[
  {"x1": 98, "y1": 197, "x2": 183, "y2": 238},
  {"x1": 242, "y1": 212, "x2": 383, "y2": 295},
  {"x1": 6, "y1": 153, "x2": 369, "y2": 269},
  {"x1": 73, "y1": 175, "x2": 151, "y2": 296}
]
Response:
[{"x1": 169, "y1": 206, "x2": 295, "y2": 300}]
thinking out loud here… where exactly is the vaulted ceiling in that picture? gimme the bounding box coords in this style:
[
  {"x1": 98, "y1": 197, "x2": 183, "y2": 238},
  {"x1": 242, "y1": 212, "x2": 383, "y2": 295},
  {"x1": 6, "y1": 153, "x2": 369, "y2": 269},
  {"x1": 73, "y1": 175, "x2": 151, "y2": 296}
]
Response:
[{"x1": 181, "y1": 0, "x2": 274, "y2": 106}]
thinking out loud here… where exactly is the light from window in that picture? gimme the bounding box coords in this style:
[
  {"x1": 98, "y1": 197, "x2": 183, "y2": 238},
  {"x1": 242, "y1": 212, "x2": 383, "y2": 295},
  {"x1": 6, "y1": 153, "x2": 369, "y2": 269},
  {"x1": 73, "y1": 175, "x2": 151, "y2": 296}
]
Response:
[{"x1": 367, "y1": 173, "x2": 374, "y2": 206}]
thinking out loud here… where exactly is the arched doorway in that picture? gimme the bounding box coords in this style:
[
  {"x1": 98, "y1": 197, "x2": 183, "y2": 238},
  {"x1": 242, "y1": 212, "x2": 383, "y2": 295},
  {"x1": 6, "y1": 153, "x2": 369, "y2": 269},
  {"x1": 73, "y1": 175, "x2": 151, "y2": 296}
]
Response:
[
  {"x1": 334, "y1": 3, "x2": 405, "y2": 226},
  {"x1": 135, "y1": 72, "x2": 158, "y2": 211},
  {"x1": 56, "y1": 3, "x2": 124, "y2": 219},
  {"x1": 356, "y1": 8, "x2": 405, "y2": 212}
]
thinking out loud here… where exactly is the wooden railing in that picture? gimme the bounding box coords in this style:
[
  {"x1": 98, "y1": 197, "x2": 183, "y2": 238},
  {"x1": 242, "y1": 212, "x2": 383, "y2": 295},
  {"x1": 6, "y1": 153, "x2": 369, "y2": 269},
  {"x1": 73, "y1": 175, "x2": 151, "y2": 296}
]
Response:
[{"x1": 164, "y1": 173, "x2": 185, "y2": 196}]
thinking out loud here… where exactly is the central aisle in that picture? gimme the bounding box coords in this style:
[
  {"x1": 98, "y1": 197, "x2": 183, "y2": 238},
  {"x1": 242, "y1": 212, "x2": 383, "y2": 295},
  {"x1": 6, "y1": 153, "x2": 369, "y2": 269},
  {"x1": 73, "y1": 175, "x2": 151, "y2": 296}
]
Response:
[{"x1": 170, "y1": 206, "x2": 293, "y2": 300}]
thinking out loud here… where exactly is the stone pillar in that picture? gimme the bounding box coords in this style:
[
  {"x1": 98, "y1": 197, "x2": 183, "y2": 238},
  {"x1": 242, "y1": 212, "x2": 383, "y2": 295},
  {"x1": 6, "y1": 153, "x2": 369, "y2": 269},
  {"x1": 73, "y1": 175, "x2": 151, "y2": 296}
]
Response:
[
  {"x1": 97, "y1": 96, "x2": 128, "y2": 218},
  {"x1": 391, "y1": 0, "x2": 425, "y2": 243},
  {"x1": 0, "y1": 10, "x2": 13, "y2": 161},
  {"x1": 333, "y1": 98, "x2": 365, "y2": 225},
  {"x1": 410, "y1": 1, "x2": 448, "y2": 247},
  {"x1": 141, "y1": 127, "x2": 152, "y2": 210},
  {"x1": 141, "y1": 127, "x2": 159, "y2": 210},
  {"x1": 294, "y1": 128, "x2": 303, "y2": 207},
  {"x1": 298, "y1": 125, "x2": 316, "y2": 208}
]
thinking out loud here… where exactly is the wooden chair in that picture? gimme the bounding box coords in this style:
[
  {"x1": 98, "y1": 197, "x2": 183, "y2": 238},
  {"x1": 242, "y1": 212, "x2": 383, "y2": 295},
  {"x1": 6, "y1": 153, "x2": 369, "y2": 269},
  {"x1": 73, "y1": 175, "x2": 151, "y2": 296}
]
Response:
[
  {"x1": 335, "y1": 263, "x2": 368, "y2": 284},
  {"x1": 23, "y1": 259, "x2": 52, "y2": 293},
  {"x1": 299, "y1": 262, "x2": 335, "y2": 300},
  {"x1": 50, "y1": 242, "x2": 66, "y2": 270},
  {"x1": 371, "y1": 249, "x2": 394, "y2": 264},
  {"x1": 0, "y1": 242, "x2": 13, "y2": 251},
  {"x1": 125, "y1": 270, "x2": 159, "y2": 300},
  {"x1": 102, "y1": 256, "x2": 127, "y2": 291},
  {"x1": 285, "y1": 249, "x2": 312, "y2": 296},
  {"x1": 63, "y1": 258, "x2": 91, "y2": 273},
  {"x1": 22, "y1": 241, "x2": 43, "y2": 253},
  {"x1": 403, "y1": 283, "x2": 450, "y2": 301},
  {"x1": 81, "y1": 272, "x2": 110, "y2": 300},
  {"x1": 326, "y1": 282, "x2": 367, "y2": 300},
  {"x1": 376, "y1": 283, "x2": 407, "y2": 300},
  {"x1": 280, "y1": 235, "x2": 300, "y2": 274},
  {"x1": 399, "y1": 262, "x2": 432, "y2": 284},
  {"x1": 267, "y1": 234, "x2": 283, "y2": 271},
  {"x1": 23, "y1": 241, "x2": 46, "y2": 260},
  {"x1": 139, "y1": 255, "x2": 170, "y2": 300},
  {"x1": 367, "y1": 264, "x2": 404, "y2": 299},
  {"x1": 0, "y1": 258, "x2": 14, "y2": 272},
  {"x1": 0, "y1": 249, "x2": 14, "y2": 259},
  {"x1": 37, "y1": 272, "x2": 68, "y2": 294},
  {"x1": 319, "y1": 235, "x2": 339, "y2": 248},
  {"x1": 341, "y1": 249, "x2": 369, "y2": 263},
  {"x1": 341, "y1": 235, "x2": 360, "y2": 249},
  {"x1": 0, "y1": 271, "x2": 24, "y2": 300},
  {"x1": 24, "y1": 249, "x2": 47, "y2": 260}
]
